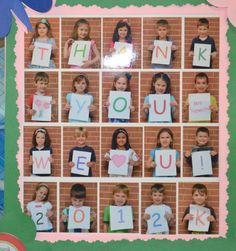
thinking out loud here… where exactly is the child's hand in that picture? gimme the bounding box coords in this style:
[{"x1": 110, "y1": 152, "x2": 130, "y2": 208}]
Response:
[
  {"x1": 176, "y1": 159, "x2": 181, "y2": 167},
  {"x1": 207, "y1": 215, "x2": 215, "y2": 222},
  {"x1": 109, "y1": 48, "x2": 116, "y2": 54},
  {"x1": 86, "y1": 162, "x2": 94, "y2": 168},
  {"x1": 171, "y1": 44, "x2": 178, "y2": 51},
  {"x1": 211, "y1": 51, "x2": 217, "y2": 59},
  {"x1": 51, "y1": 99, "x2": 56, "y2": 105},
  {"x1": 148, "y1": 44, "x2": 155, "y2": 51},
  {"x1": 28, "y1": 109, "x2": 36, "y2": 116},
  {"x1": 89, "y1": 104, "x2": 97, "y2": 112},
  {"x1": 183, "y1": 102, "x2": 189, "y2": 111},
  {"x1": 184, "y1": 151, "x2": 191, "y2": 158},
  {"x1": 210, "y1": 151, "x2": 217, "y2": 156},
  {"x1": 29, "y1": 44, "x2": 35, "y2": 51},
  {"x1": 68, "y1": 162, "x2": 75, "y2": 167},
  {"x1": 104, "y1": 101, "x2": 110, "y2": 108},
  {"x1": 165, "y1": 213, "x2": 174, "y2": 223},
  {"x1": 143, "y1": 103, "x2": 151, "y2": 110},
  {"x1": 81, "y1": 60, "x2": 92, "y2": 68},
  {"x1": 183, "y1": 213, "x2": 193, "y2": 221},
  {"x1": 170, "y1": 101, "x2": 178, "y2": 107},
  {"x1": 65, "y1": 38, "x2": 74, "y2": 47},
  {"x1": 26, "y1": 211, "x2": 32, "y2": 217},
  {"x1": 104, "y1": 155, "x2": 111, "y2": 162},
  {"x1": 48, "y1": 156, "x2": 54, "y2": 163},
  {"x1": 130, "y1": 105, "x2": 135, "y2": 112},
  {"x1": 150, "y1": 161, "x2": 156, "y2": 169},
  {"x1": 189, "y1": 51, "x2": 194, "y2": 57},
  {"x1": 46, "y1": 210, "x2": 53, "y2": 218},
  {"x1": 61, "y1": 213, "x2": 68, "y2": 222},
  {"x1": 128, "y1": 159, "x2": 135, "y2": 166},
  {"x1": 64, "y1": 103, "x2": 71, "y2": 112},
  {"x1": 91, "y1": 211, "x2": 97, "y2": 221},
  {"x1": 210, "y1": 104, "x2": 218, "y2": 113},
  {"x1": 28, "y1": 159, "x2": 33, "y2": 166},
  {"x1": 143, "y1": 213, "x2": 151, "y2": 221}
]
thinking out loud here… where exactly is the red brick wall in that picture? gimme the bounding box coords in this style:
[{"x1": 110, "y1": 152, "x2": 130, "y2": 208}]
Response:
[
  {"x1": 61, "y1": 72, "x2": 100, "y2": 122},
  {"x1": 63, "y1": 127, "x2": 100, "y2": 177},
  {"x1": 144, "y1": 126, "x2": 181, "y2": 177},
  {"x1": 24, "y1": 71, "x2": 59, "y2": 122},
  {"x1": 100, "y1": 183, "x2": 139, "y2": 233},
  {"x1": 61, "y1": 18, "x2": 101, "y2": 68},
  {"x1": 184, "y1": 18, "x2": 219, "y2": 69},
  {"x1": 182, "y1": 72, "x2": 219, "y2": 122},
  {"x1": 24, "y1": 18, "x2": 60, "y2": 68},
  {"x1": 178, "y1": 182, "x2": 219, "y2": 234},
  {"x1": 183, "y1": 126, "x2": 219, "y2": 177},
  {"x1": 143, "y1": 18, "x2": 182, "y2": 69},
  {"x1": 141, "y1": 182, "x2": 176, "y2": 234},
  {"x1": 24, "y1": 182, "x2": 57, "y2": 232},
  {"x1": 101, "y1": 127, "x2": 143, "y2": 177},
  {"x1": 103, "y1": 18, "x2": 141, "y2": 69},
  {"x1": 140, "y1": 72, "x2": 180, "y2": 122},
  {"x1": 102, "y1": 72, "x2": 139, "y2": 122},
  {"x1": 59, "y1": 182, "x2": 97, "y2": 232},
  {"x1": 24, "y1": 126, "x2": 61, "y2": 177}
]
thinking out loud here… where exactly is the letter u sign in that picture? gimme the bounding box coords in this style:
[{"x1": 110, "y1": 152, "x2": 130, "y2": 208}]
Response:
[{"x1": 155, "y1": 150, "x2": 177, "y2": 176}]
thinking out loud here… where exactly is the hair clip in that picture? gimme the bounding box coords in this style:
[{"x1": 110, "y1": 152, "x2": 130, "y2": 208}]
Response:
[
  {"x1": 40, "y1": 18, "x2": 49, "y2": 26},
  {"x1": 125, "y1": 72, "x2": 132, "y2": 81},
  {"x1": 35, "y1": 128, "x2": 46, "y2": 135}
]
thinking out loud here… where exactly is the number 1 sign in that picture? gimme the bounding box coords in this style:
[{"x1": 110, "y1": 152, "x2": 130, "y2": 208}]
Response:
[{"x1": 110, "y1": 206, "x2": 133, "y2": 231}]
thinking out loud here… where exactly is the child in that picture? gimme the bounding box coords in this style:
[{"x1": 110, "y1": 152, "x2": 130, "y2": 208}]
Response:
[
  {"x1": 26, "y1": 183, "x2": 53, "y2": 232},
  {"x1": 143, "y1": 183, "x2": 174, "y2": 234},
  {"x1": 103, "y1": 184, "x2": 133, "y2": 233},
  {"x1": 104, "y1": 73, "x2": 135, "y2": 123},
  {"x1": 28, "y1": 128, "x2": 54, "y2": 176},
  {"x1": 63, "y1": 18, "x2": 100, "y2": 68},
  {"x1": 148, "y1": 19, "x2": 177, "y2": 69},
  {"x1": 104, "y1": 128, "x2": 140, "y2": 177},
  {"x1": 61, "y1": 183, "x2": 96, "y2": 232},
  {"x1": 29, "y1": 19, "x2": 57, "y2": 69},
  {"x1": 184, "y1": 127, "x2": 218, "y2": 176},
  {"x1": 68, "y1": 127, "x2": 96, "y2": 177},
  {"x1": 146, "y1": 128, "x2": 180, "y2": 177},
  {"x1": 143, "y1": 72, "x2": 178, "y2": 122},
  {"x1": 189, "y1": 18, "x2": 217, "y2": 69},
  {"x1": 182, "y1": 183, "x2": 216, "y2": 234},
  {"x1": 64, "y1": 74, "x2": 96, "y2": 122},
  {"x1": 184, "y1": 72, "x2": 218, "y2": 122},
  {"x1": 26, "y1": 72, "x2": 56, "y2": 119}
]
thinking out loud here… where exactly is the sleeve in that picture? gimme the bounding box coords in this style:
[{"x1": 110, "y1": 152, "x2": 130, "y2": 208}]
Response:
[
  {"x1": 104, "y1": 151, "x2": 110, "y2": 159},
  {"x1": 26, "y1": 202, "x2": 31, "y2": 212},
  {"x1": 210, "y1": 95, "x2": 218, "y2": 108},
  {"x1": 90, "y1": 147, "x2": 96, "y2": 162},
  {"x1": 27, "y1": 95, "x2": 34, "y2": 108},
  {"x1": 49, "y1": 147, "x2": 53, "y2": 155},
  {"x1": 144, "y1": 95, "x2": 149, "y2": 105},
  {"x1": 165, "y1": 205, "x2": 172, "y2": 215},
  {"x1": 66, "y1": 93, "x2": 72, "y2": 104},
  {"x1": 91, "y1": 40, "x2": 96, "y2": 48},
  {"x1": 50, "y1": 38, "x2": 56, "y2": 46},
  {"x1": 130, "y1": 149, "x2": 139, "y2": 162},
  {"x1": 68, "y1": 148, "x2": 73, "y2": 162},
  {"x1": 211, "y1": 38, "x2": 217, "y2": 52},
  {"x1": 182, "y1": 206, "x2": 190, "y2": 222},
  {"x1": 210, "y1": 207, "x2": 217, "y2": 220},
  {"x1": 103, "y1": 206, "x2": 110, "y2": 223},
  {"x1": 29, "y1": 147, "x2": 33, "y2": 156},
  {"x1": 190, "y1": 38, "x2": 195, "y2": 51},
  {"x1": 176, "y1": 150, "x2": 180, "y2": 160},
  {"x1": 45, "y1": 202, "x2": 52, "y2": 211},
  {"x1": 62, "y1": 208, "x2": 69, "y2": 223},
  {"x1": 150, "y1": 149, "x2": 155, "y2": 160}
]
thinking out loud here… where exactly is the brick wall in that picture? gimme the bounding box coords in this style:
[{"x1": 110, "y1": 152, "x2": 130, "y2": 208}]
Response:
[
  {"x1": 182, "y1": 72, "x2": 219, "y2": 123},
  {"x1": 183, "y1": 126, "x2": 219, "y2": 177},
  {"x1": 184, "y1": 18, "x2": 219, "y2": 69},
  {"x1": 61, "y1": 18, "x2": 101, "y2": 68},
  {"x1": 143, "y1": 18, "x2": 182, "y2": 69},
  {"x1": 144, "y1": 126, "x2": 181, "y2": 177},
  {"x1": 102, "y1": 72, "x2": 139, "y2": 122},
  {"x1": 61, "y1": 71, "x2": 100, "y2": 122},
  {"x1": 24, "y1": 71, "x2": 59, "y2": 122},
  {"x1": 100, "y1": 183, "x2": 139, "y2": 233},
  {"x1": 24, "y1": 126, "x2": 61, "y2": 177},
  {"x1": 63, "y1": 127, "x2": 100, "y2": 177},
  {"x1": 141, "y1": 182, "x2": 176, "y2": 234},
  {"x1": 178, "y1": 182, "x2": 219, "y2": 234},
  {"x1": 59, "y1": 182, "x2": 97, "y2": 232},
  {"x1": 24, "y1": 18, "x2": 60, "y2": 68},
  {"x1": 140, "y1": 72, "x2": 180, "y2": 122}
]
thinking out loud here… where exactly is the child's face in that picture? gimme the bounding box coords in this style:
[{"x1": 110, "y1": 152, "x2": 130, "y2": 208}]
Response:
[
  {"x1": 197, "y1": 25, "x2": 209, "y2": 38},
  {"x1": 71, "y1": 197, "x2": 85, "y2": 208},
  {"x1": 152, "y1": 191, "x2": 164, "y2": 205},
  {"x1": 118, "y1": 26, "x2": 128, "y2": 40},
  {"x1": 77, "y1": 23, "x2": 89, "y2": 39},
  {"x1": 114, "y1": 77, "x2": 128, "y2": 91},
  {"x1": 74, "y1": 79, "x2": 87, "y2": 94},
  {"x1": 195, "y1": 77, "x2": 208, "y2": 93},
  {"x1": 113, "y1": 191, "x2": 128, "y2": 206},
  {"x1": 192, "y1": 190, "x2": 207, "y2": 206},
  {"x1": 75, "y1": 133, "x2": 87, "y2": 146},
  {"x1": 159, "y1": 131, "x2": 172, "y2": 148},
  {"x1": 37, "y1": 23, "x2": 48, "y2": 37},
  {"x1": 35, "y1": 186, "x2": 48, "y2": 202},
  {"x1": 35, "y1": 79, "x2": 48, "y2": 94},
  {"x1": 36, "y1": 132, "x2": 46, "y2": 147},
  {"x1": 196, "y1": 131, "x2": 209, "y2": 146},
  {"x1": 156, "y1": 26, "x2": 168, "y2": 39},
  {"x1": 116, "y1": 132, "x2": 127, "y2": 148},
  {"x1": 154, "y1": 78, "x2": 167, "y2": 94}
]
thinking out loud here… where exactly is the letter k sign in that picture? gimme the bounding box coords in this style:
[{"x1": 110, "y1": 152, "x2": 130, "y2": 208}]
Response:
[{"x1": 193, "y1": 43, "x2": 211, "y2": 67}]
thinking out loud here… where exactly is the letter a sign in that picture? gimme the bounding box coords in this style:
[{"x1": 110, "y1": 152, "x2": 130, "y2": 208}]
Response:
[
  {"x1": 155, "y1": 150, "x2": 176, "y2": 176},
  {"x1": 193, "y1": 43, "x2": 211, "y2": 67}
]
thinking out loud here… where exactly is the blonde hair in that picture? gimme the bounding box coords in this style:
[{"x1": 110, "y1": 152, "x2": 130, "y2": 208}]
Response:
[
  {"x1": 112, "y1": 184, "x2": 129, "y2": 197},
  {"x1": 75, "y1": 127, "x2": 88, "y2": 138}
]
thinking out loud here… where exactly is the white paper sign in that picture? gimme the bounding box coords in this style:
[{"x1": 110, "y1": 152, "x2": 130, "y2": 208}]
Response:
[
  {"x1": 110, "y1": 206, "x2": 133, "y2": 231},
  {"x1": 68, "y1": 206, "x2": 90, "y2": 230},
  {"x1": 31, "y1": 204, "x2": 49, "y2": 231},
  {"x1": 155, "y1": 150, "x2": 177, "y2": 176},
  {"x1": 149, "y1": 94, "x2": 171, "y2": 122},
  {"x1": 32, "y1": 150, "x2": 51, "y2": 175},
  {"x1": 192, "y1": 150, "x2": 213, "y2": 176},
  {"x1": 189, "y1": 93, "x2": 211, "y2": 121},
  {"x1": 152, "y1": 40, "x2": 172, "y2": 65},
  {"x1": 193, "y1": 43, "x2": 211, "y2": 67},
  {"x1": 145, "y1": 205, "x2": 169, "y2": 234},
  {"x1": 71, "y1": 150, "x2": 91, "y2": 176},
  {"x1": 68, "y1": 94, "x2": 92, "y2": 122},
  {"x1": 188, "y1": 204, "x2": 210, "y2": 232},
  {"x1": 68, "y1": 41, "x2": 91, "y2": 66},
  {"x1": 31, "y1": 42, "x2": 52, "y2": 67},
  {"x1": 108, "y1": 91, "x2": 131, "y2": 120},
  {"x1": 108, "y1": 150, "x2": 129, "y2": 176},
  {"x1": 114, "y1": 42, "x2": 133, "y2": 67},
  {"x1": 32, "y1": 95, "x2": 52, "y2": 121}
]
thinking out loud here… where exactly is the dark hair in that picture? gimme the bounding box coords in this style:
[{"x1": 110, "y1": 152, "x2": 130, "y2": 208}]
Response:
[
  {"x1": 151, "y1": 183, "x2": 165, "y2": 194},
  {"x1": 156, "y1": 19, "x2": 169, "y2": 28},
  {"x1": 33, "y1": 183, "x2": 49, "y2": 201},
  {"x1": 32, "y1": 128, "x2": 51, "y2": 148},
  {"x1": 197, "y1": 18, "x2": 209, "y2": 28},
  {"x1": 196, "y1": 127, "x2": 210, "y2": 136},
  {"x1": 156, "y1": 128, "x2": 174, "y2": 148},
  {"x1": 112, "y1": 20, "x2": 132, "y2": 43},
  {"x1": 34, "y1": 72, "x2": 49, "y2": 83},
  {"x1": 70, "y1": 183, "x2": 86, "y2": 199},
  {"x1": 111, "y1": 128, "x2": 131, "y2": 150},
  {"x1": 112, "y1": 72, "x2": 132, "y2": 91},
  {"x1": 194, "y1": 72, "x2": 209, "y2": 84},
  {"x1": 150, "y1": 73, "x2": 171, "y2": 94},
  {"x1": 30, "y1": 19, "x2": 53, "y2": 44},
  {"x1": 71, "y1": 19, "x2": 91, "y2": 41},
  {"x1": 72, "y1": 74, "x2": 89, "y2": 93},
  {"x1": 192, "y1": 183, "x2": 208, "y2": 196}
]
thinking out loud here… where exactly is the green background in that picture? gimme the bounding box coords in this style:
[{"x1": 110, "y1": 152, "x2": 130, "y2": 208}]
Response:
[{"x1": 1, "y1": 0, "x2": 236, "y2": 250}]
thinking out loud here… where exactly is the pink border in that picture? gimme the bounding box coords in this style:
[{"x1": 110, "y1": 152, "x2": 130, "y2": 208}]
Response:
[{"x1": 15, "y1": 4, "x2": 229, "y2": 242}]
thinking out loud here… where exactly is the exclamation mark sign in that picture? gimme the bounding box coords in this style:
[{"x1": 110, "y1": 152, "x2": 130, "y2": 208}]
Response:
[{"x1": 200, "y1": 155, "x2": 204, "y2": 170}]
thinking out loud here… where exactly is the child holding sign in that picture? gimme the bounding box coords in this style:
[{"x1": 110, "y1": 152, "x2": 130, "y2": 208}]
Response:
[
  {"x1": 61, "y1": 184, "x2": 96, "y2": 232},
  {"x1": 68, "y1": 127, "x2": 96, "y2": 177},
  {"x1": 26, "y1": 183, "x2": 54, "y2": 232},
  {"x1": 64, "y1": 74, "x2": 96, "y2": 122},
  {"x1": 29, "y1": 19, "x2": 57, "y2": 69},
  {"x1": 189, "y1": 18, "x2": 217, "y2": 69},
  {"x1": 104, "y1": 128, "x2": 140, "y2": 177},
  {"x1": 146, "y1": 128, "x2": 180, "y2": 177},
  {"x1": 148, "y1": 19, "x2": 177, "y2": 69},
  {"x1": 143, "y1": 73, "x2": 178, "y2": 122},
  {"x1": 64, "y1": 19, "x2": 100, "y2": 68},
  {"x1": 143, "y1": 184, "x2": 174, "y2": 234},
  {"x1": 182, "y1": 183, "x2": 216, "y2": 234}
]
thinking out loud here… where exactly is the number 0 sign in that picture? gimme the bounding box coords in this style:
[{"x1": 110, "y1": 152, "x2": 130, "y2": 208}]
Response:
[{"x1": 68, "y1": 206, "x2": 90, "y2": 230}]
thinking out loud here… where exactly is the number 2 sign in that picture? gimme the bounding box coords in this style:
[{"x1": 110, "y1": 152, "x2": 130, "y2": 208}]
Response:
[
  {"x1": 31, "y1": 204, "x2": 49, "y2": 231},
  {"x1": 110, "y1": 206, "x2": 133, "y2": 231}
]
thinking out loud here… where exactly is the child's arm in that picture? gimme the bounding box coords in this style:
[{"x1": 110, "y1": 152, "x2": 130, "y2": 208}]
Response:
[
  {"x1": 64, "y1": 103, "x2": 71, "y2": 113},
  {"x1": 104, "y1": 151, "x2": 111, "y2": 162},
  {"x1": 46, "y1": 209, "x2": 53, "y2": 220},
  {"x1": 189, "y1": 39, "x2": 195, "y2": 57},
  {"x1": 184, "y1": 151, "x2": 192, "y2": 166},
  {"x1": 146, "y1": 156, "x2": 156, "y2": 169},
  {"x1": 90, "y1": 210, "x2": 97, "y2": 232},
  {"x1": 48, "y1": 154, "x2": 54, "y2": 164},
  {"x1": 63, "y1": 39, "x2": 74, "y2": 59},
  {"x1": 210, "y1": 96, "x2": 218, "y2": 114},
  {"x1": 210, "y1": 151, "x2": 218, "y2": 163},
  {"x1": 130, "y1": 98, "x2": 135, "y2": 113},
  {"x1": 128, "y1": 151, "x2": 141, "y2": 167},
  {"x1": 170, "y1": 97, "x2": 178, "y2": 120},
  {"x1": 143, "y1": 96, "x2": 151, "y2": 120},
  {"x1": 81, "y1": 43, "x2": 100, "y2": 68},
  {"x1": 103, "y1": 223, "x2": 109, "y2": 232},
  {"x1": 28, "y1": 155, "x2": 33, "y2": 166}
]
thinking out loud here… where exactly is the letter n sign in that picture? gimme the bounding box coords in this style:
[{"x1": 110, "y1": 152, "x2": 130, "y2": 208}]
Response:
[
  {"x1": 155, "y1": 150, "x2": 176, "y2": 176},
  {"x1": 151, "y1": 40, "x2": 172, "y2": 65},
  {"x1": 193, "y1": 43, "x2": 211, "y2": 67}
]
